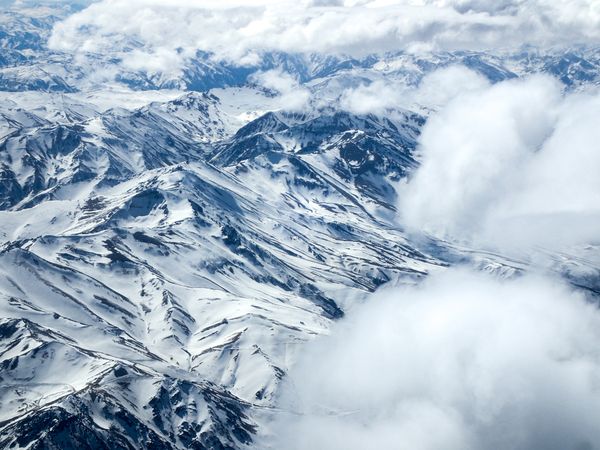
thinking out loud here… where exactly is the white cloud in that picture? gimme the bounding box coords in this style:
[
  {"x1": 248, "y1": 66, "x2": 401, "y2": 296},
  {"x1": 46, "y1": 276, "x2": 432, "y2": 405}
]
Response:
[
  {"x1": 48, "y1": 0, "x2": 600, "y2": 75},
  {"x1": 339, "y1": 79, "x2": 405, "y2": 114},
  {"x1": 338, "y1": 65, "x2": 490, "y2": 114},
  {"x1": 268, "y1": 268, "x2": 600, "y2": 450},
  {"x1": 251, "y1": 69, "x2": 311, "y2": 111},
  {"x1": 399, "y1": 74, "x2": 600, "y2": 251},
  {"x1": 412, "y1": 65, "x2": 491, "y2": 107}
]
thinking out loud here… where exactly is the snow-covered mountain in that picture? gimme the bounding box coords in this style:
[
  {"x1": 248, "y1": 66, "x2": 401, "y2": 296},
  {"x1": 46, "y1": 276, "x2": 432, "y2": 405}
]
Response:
[
  {"x1": 0, "y1": 85, "x2": 442, "y2": 450},
  {"x1": 1, "y1": 3, "x2": 600, "y2": 450}
]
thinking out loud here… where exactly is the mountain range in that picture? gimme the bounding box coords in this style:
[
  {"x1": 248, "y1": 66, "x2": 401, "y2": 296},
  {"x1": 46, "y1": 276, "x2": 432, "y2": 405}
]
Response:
[{"x1": 1, "y1": 3, "x2": 599, "y2": 449}]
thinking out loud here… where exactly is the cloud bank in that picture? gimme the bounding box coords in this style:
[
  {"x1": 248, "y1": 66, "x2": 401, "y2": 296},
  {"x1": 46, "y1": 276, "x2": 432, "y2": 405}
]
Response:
[
  {"x1": 49, "y1": 0, "x2": 600, "y2": 74},
  {"x1": 399, "y1": 74, "x2": 600, "y2": 251},
  {"x1": 269, "y1": 269, "x2": 600, "y2": 450}
]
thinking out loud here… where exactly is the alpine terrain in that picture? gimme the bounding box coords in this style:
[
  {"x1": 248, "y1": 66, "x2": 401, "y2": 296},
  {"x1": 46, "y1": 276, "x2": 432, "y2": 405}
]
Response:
[{"x1": 1, "y1": 1, "x2": 599, "y2": 449}]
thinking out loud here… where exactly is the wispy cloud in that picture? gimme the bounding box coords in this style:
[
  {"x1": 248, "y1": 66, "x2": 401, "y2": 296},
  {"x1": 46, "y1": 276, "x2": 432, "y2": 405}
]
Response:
[
  {"x1": 339, "y1": 65, "x2": 490, "y2": 114},
  {"x1": 251, "y1": 69, "x2": 311, "y2": 111}
]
